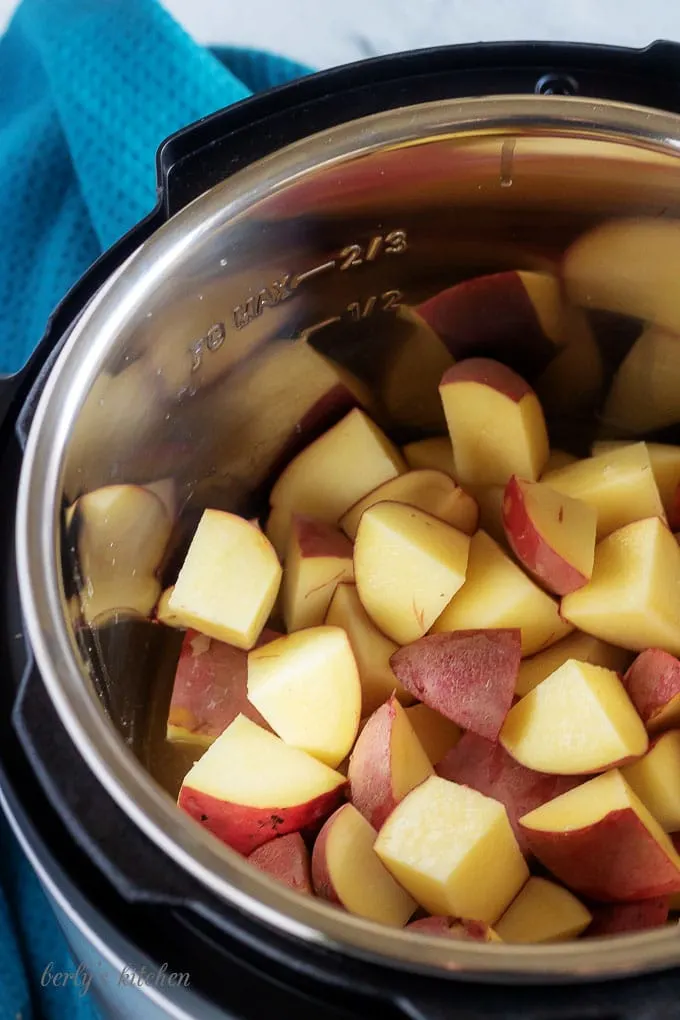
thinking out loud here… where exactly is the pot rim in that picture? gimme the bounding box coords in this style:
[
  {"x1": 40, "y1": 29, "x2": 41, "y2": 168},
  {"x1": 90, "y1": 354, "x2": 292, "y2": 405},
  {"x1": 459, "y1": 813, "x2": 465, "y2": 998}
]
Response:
[{"x1": 16, "y1": 93, "x2": 680, "y2": 980}]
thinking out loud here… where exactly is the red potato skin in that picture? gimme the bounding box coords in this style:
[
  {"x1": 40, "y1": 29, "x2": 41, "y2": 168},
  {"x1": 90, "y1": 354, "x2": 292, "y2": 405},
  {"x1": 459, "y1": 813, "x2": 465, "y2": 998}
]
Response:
[
  {"x1": 623, "y1": 649, "x2": 680, "y2": 732},
  {"x1": 502, "y1": 476, "x2": 588, "y2": 596},
  {"x1": 586, "y1": 897, "x2": 669, "y2": 936},
  {"x1": 311, "y1": 803, "x2": 351, "y2": 904},
  {"x1": 439, "y1": 357, "x2": 534, "y2": 403},
  {"x1": 247, "y1": 833, "x2": 312, "y2": 894},
  {"x1": 178, "y1": 781, "x2": 347, "y2": 855},
  {"x1": 521, "y1": 809, "x2": 680, "y2": 902},
  {"x1": 390, "y1": 630, "x2": 521, "y2": 740},
  {"x1": 292, "y1": 515, "x2": 354, "y2": 559},
  {"x1": 167, "y1": 628, "x2": 280, "y2": 740},
  {"x1": 417, "y1": 273, "x2": 558, "y2": 380},
  {"x1": 348, "y1": 695, "x2": 407, "y2": 830},
  {"x1": 437, "y1": 732, "x2": 580, "y2": 855}
]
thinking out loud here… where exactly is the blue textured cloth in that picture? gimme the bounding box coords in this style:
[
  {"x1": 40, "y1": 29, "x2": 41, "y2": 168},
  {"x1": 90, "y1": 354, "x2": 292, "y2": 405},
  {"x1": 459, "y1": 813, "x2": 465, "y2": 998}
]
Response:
[{"x1": 0, "y1": 1, "x2": 309, "y2": 1016}]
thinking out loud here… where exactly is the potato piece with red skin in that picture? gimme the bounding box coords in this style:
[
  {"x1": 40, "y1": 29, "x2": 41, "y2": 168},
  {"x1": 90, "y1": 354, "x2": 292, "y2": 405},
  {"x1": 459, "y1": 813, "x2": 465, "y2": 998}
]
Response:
[
  {"x1": 390, "y1": 629, "x2": 520, "y2": 741},
  {"x1": 624, "y1": 648, "x2": 680, "y2": 734},
  {"x1": 406, "y1": 916, "x2": 501, "y2": 941},
  {"x1": 282, "y1": 515, "x2": 354, "y2": 632},
  {"x1": 348, "y1": 694, "x2": 433, "y2": 829},
  {"x1": 268, "y1": 408, "x2": 406, "y2": 554},
  {"x1": 520, "y1": 770, "x2": 680, "y2": 902},
  {"x1": 416, "y1": 270, "x2": 563, "y2": 379},
  {"x1": 166, "y1": 627, "x2": 279, "y2": 745},
  {"x1": 439, "y1": 358, "x2": 550, "y2": 488},
  {"x1": 247, "y1": 833, "x2": 312, "y2": 894},
  {"x1": 178, "y1": 715, "x2": 347, "y2": 854},
  {"x1": 339, "y1": 470, "x2": 478, "y2": 541},
  {"x1": 587, "y1": 898, "x2": 669, "y2": 937},
  {"x1": 311, "y1": 803, "x2": 416, "y2": 926},
  {"x1": 502, "y1": 476, "x2": 597, "y2": 597},
  {"x1": 437, "y1": 731, "x2": 579, "y2": 855}
]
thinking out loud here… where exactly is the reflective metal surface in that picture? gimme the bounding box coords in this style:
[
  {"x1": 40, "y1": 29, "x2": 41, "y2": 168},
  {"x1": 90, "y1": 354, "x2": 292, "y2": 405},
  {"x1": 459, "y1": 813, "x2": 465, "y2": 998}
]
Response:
[{"x1": 17, "y1": 96, "x2": 680, "y2": 978}]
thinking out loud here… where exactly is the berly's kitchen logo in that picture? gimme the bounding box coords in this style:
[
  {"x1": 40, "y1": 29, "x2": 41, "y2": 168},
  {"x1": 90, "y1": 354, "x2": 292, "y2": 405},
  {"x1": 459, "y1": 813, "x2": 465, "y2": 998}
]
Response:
[{"x1": 41, "y1": 960, "x2": 190, "y2": 997}]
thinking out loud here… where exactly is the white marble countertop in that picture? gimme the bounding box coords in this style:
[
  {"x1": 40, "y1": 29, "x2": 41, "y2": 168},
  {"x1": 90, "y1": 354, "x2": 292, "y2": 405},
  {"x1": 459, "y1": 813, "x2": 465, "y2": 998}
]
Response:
[{"x1": 1, "y1": 0, "x2": 680, "y2": 69}]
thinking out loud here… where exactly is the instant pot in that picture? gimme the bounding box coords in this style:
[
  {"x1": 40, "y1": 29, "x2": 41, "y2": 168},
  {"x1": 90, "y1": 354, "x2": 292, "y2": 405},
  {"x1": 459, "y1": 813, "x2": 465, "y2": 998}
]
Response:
[{"x1": 4, "y1": 39, "x2": 680, "y2": 1019}]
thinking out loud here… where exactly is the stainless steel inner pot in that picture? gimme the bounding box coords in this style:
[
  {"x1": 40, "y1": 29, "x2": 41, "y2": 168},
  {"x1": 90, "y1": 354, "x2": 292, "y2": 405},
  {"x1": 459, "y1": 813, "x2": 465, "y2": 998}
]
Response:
[{"x1": 16, "y1": 94, "x2": 680, "y2": 980}]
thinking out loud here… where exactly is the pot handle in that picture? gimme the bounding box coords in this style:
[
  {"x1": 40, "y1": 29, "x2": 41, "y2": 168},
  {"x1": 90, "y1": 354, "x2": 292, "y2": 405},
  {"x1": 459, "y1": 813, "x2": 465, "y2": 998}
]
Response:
[
  {"x1": 396, "y1": 970, "x2": 680, "y2": 1020},
  {"x1": 157, "y1": 39, "x2": 680, "y2": 217}
]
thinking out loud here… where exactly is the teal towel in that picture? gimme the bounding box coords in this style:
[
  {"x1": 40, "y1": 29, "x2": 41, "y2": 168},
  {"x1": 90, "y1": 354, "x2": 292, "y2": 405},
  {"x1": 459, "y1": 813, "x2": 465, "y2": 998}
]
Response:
[{"x1": 0, "y1": 1, "x2": 310, "y2": 1016}]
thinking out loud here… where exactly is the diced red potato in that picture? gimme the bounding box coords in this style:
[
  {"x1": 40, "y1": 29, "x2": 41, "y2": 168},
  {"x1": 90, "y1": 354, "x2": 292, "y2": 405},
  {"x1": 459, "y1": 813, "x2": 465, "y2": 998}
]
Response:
[
  {"x1": 247, "y1": 833, "x2": 312, "y2": 894},
  {"x1": 374, "y1": 776, "x2": 529, "y2": 922},
  {"x1": 520, "y1": 770, "x2": 680, "y2": 902},
  {"x1": 348, "y1": 694, "x2": 433, "y2": 829},
  {"x1": 377, "y1": 306, "x2": 454, "y2": 432},
  {"x1": 339, "y1": 470, "x2": 478, "y2": 541},
  {"x1": 500, "y1": 660, "x2": 648, "y2": 775},
  {"x1": 586, "y1": 898, "x2": 670, "y2": 937},
  {"x1": 439, "y1": 358, "x2": 550, "y2": 488},
  {"x1": 591, "y1": 441, "x2": 680, "y2": 528},
  {"x1": 437, "y1": 732, "x2": 579, "y2": 855},
  {"x1": 168, "y1": 510, "x2": 282, "y2": 650},
  {"x1": 268, "y1": 408, "x2": 406, "y2": 555},
  {"x1": 602, "y1": 325, "x2": 680, "y2": 435},
  {"x1": 166, "y1": 628, "x2": 278, "y2": 745},
  {"x1": 502, "y1": 476, "x2": 597, "y2": 596},
  {"x1": 247, "y1": 627, "x2": 361, "y2": 769},
  {"x1": 494, "y1": 877, "x2": 592, "y2": 943},
  {"x1": 623, "y1": 649, "x2": 680, "y2": 734},
  {"x1": 324, "y1": 583, "x2": 412, "y2": 715},
  {"x1": 533, "y1": 306, "x2": 603, "y2": 417},
  {"x1": 390, "y1": 629, "x2": 520, "y2": 741},
  {"x1": 621, "y1": 731, "x2": 680, "y2": 833},
  {"x1": 311, "y1": 803, "x2": 417, "y2": 926},
  {"x1": 464, "y1": 483, "x2": 508, "y2": 547},
  {"x1": 178, "y1": 715, "x2": 347, "y2": 854},
  {"x1": 432, "y1": 530, "x2": 571, "y2": 656},
  {"x1": 563, "y1": 217, "x2": 680, "y2": 334},
  {"x1": 561, "y1": 518, "x2": 680, "y2": 658},
  {"x1": 516, "y1": 631, "x2": 633, "y2": 698},
  {"x1": 542, "y1": 444, "x2": 666, "y2": 540},
  {"x1": 354, "y1": 502, "x2": 470, "y2": 646},
  {"x1": 282, "y1": 516, "x2": 354, "y2": 632},
  {"x1": 416, "y1": 270, "x2": 564, "y2": 379},
  {"x1": 71, "y1": 484, "x2": 172, "y2": 624}
]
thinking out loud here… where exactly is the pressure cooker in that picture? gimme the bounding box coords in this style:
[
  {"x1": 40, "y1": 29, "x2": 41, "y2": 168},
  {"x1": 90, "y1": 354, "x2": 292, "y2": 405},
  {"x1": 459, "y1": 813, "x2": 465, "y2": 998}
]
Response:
[{"x1": 5, "y1": 39, "x2": 680, "y2": 1019}]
